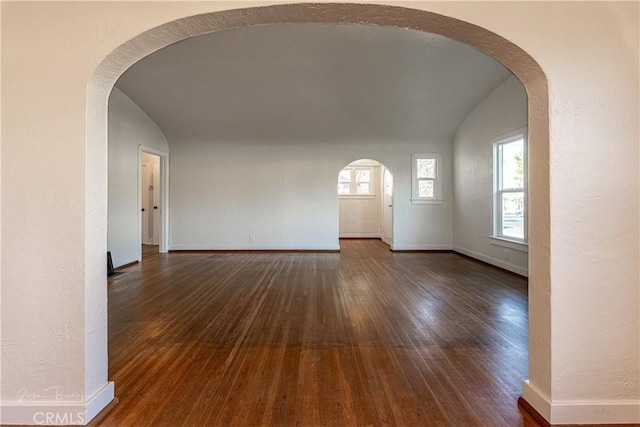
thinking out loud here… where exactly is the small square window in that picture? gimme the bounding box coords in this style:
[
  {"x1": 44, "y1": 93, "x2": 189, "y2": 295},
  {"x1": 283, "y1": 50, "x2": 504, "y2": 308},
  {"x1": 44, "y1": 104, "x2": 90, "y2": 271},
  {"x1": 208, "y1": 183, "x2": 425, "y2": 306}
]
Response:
[
  {"x1": 411, "y1": 153, "x2": 441, "y2": 204},
  {"x1": 337, "y1": 167, "x2": 373, "y2": 196}
]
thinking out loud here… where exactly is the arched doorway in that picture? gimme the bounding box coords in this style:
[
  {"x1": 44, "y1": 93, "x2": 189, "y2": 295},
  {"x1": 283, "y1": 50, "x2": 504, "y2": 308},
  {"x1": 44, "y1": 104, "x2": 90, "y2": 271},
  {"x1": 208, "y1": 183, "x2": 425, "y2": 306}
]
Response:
[
  {"x1": 88, "y1": 3, "x2": 549, "y2": 423},
  {"x1": 337, "y1": 159, "x2": 394, "y2": 247}
]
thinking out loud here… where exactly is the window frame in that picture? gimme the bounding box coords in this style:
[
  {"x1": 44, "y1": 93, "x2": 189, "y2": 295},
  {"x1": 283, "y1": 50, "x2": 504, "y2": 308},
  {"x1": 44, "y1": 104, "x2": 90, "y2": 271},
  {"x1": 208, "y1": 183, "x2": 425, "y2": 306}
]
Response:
[
  {"x1": 411, "y1": 153, "x2": 442, "y2": 204},
  {"x1": 492, "y1": 128, "x2": 528, "y2": 245},
  {"x1": 338, "y1": 166, "x2": 375, "y2": 198}
]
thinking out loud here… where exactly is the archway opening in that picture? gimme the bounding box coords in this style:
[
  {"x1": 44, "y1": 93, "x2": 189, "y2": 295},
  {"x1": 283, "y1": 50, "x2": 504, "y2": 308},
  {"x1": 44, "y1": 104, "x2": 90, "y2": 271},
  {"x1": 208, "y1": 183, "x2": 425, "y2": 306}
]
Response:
[
  {"x1": 88, "y1": 3, "x2": 549, "y2": 424},
  {"x1": 337, "y1": 159, "x2": 394, "y2": 248}
]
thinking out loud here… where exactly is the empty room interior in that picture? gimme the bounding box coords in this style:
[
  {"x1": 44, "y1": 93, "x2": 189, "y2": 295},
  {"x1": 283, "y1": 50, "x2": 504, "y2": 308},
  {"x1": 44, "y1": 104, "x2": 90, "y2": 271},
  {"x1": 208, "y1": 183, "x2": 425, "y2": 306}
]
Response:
[
  {"x1": 106, "y1": 24, "x2": 532, "y2": 425},
  {"x1": 1, "y1": 2, "x2": 638, "y2": 427}
]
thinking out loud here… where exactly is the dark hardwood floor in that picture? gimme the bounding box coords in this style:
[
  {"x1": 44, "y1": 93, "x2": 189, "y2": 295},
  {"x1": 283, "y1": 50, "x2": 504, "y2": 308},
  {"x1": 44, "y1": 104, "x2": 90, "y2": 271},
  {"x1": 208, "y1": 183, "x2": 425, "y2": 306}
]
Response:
[{"x1": 99, "y1": 239, "x2": 529, "y2": 426}]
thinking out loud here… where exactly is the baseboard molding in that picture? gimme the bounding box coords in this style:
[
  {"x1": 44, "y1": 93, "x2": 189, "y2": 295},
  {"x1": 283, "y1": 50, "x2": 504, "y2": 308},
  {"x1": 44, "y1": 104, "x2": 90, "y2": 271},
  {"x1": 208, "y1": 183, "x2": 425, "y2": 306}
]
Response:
[
  {"x1": 170, "y1": 249, "x2": 340, "y2": 254},
  {"x1": 0, "y1": 381, "x2": 114, "y2": 425},
  {"x1": 453, "y1": 245, "x2": 528, "y2": 277},
  {"x1": 522, "y1": 380, "x2": 552, "y2": 422},
  {"x1": 112, "y1": 255, "x2": 138, "y2": 269},
  {"x1": 169, "y1": 243, "x2": 341, "y2": 251},
  {"x1": 522, "y1": 380, "x2": 640, "y2": 425},
  {"x1": 391, "y1": 243, "x2": 452, "y2": 251},
  {"x1": 115, "y1": 260, "x2": 138, "y2": 270},
  {"x1": 339, "y1": 232, "x2": 382, "y2": 239}
]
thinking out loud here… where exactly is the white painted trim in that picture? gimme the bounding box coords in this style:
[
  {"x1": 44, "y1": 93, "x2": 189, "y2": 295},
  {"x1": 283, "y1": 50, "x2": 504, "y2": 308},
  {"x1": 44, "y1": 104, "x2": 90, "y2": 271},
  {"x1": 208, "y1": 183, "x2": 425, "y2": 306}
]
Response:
[
  {"x1": 381, "y1": 237, "x2": 393, "y2": 247},
  {"x1": 111, "y1": 255, "x2": 137, "y2": 269},
  {"x1": 84, "y1": 382, "x2": 115, "y2": 424},
  {"x1": 551, "y1": 400, "x2": 640, "y2": 425},
  {"x1": 522, "y1": 380, "x2": 552, "y2": 422},
  {"x1": 522, "y1": 380, "x2": 640, "y2": 425},
  {"x1": 391, "y1": 243, "x2": 452, "y2": 251},
  {"x1": 453, "y1": 245, "x2": 528, "y2": 277},
  {"x1": 339, "y1": 232, "x2": 382, "y2": 239},
  {"x1": 489, "y1": 236, "x2": 528, "y2": 253},
  {"x1": 137, "y1": 146, "x2": 169, "y2": 261},
  {"x1": 0, "y1": 381, "x2": 114, "y2": 425},
  {"x1": 339, "y1": 194, "x2": 376, "y2": 199},
  {"x1": 410, "y1": 198, "x2": 443, "y2": 205},
  {"x1": 169, "y1": 244, "x2": 341, "y2": 251}
]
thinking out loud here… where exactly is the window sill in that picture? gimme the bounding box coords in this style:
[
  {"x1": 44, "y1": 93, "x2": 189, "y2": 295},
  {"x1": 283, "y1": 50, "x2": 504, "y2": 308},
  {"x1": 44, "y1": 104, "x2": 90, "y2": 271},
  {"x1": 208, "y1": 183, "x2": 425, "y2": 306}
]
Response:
[
  {"x1": 339, "y1": 194, "x2": 376, "y2": 199},
  {"x1": 411, "y1": 198, "x2": 443, "y2": 205},
  {"x1": 489, "y1": 236, "x2": 528, "y2": 253}
]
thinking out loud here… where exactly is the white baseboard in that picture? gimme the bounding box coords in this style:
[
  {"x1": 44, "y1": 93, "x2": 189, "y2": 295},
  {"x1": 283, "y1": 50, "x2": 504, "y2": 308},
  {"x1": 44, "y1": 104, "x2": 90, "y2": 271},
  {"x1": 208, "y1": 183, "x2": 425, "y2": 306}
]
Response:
[
  {"x1": 522, "y1": 380, "x2": 640, "y2": 424},
  {"x1": 522, "y1": 380, "x2": 551, "y2": 421},
  {"x1": 169, "y1": 244, "x2": 341, "y2": 251},
  {"x1": 453, "y1": 245, "x2": 528, "y2": 277},
  {"x1": 0, "y1": 381, "x2": 114, "y2": 425},
  {"x1": 112, "y1": 255, "x2": 138, "y2": 269},
  {"x1": 391, "y1": 243, "x2": 452, "y2": 251},
  {"x1": 339, "y1": 232, "x2": 382, "y2": 239}
]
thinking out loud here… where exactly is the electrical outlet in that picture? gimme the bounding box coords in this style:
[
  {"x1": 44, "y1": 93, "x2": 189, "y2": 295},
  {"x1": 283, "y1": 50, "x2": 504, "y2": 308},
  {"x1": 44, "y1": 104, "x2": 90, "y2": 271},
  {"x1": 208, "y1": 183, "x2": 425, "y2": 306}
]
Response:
[
  {"x1": 249, "y1": 235, "x2": 255, "y2": 243},
  {"x1": 503, "y1": 249, "x2": 510, "y2": 260}
]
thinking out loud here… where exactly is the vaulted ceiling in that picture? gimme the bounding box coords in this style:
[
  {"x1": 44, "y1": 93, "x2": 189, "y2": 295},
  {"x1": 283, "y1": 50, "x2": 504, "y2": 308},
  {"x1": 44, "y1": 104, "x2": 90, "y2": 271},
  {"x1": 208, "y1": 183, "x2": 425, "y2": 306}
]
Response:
[{"x1": 116, "y1": 23, "x2": 512, "y2": 142}]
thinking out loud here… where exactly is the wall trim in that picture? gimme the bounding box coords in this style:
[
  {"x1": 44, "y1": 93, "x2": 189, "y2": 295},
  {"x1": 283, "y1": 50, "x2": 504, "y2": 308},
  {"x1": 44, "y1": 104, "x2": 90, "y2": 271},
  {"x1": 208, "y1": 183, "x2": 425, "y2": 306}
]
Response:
[
  {"x1": 114, "y1": 259, "x2": 139, "y2": 270},
  {"x1": 111, "y1": 255, "x2": 138, "y2": 269},
  {"x1": 0, "y1": 382, "x2": 114, "y2": 426},
  {"x1": 551, "y1": 401, "x2": 640, "y2": 425},
  {"x1": 453, "y1": 245, "x2": 528, "y2": 277},
  {"x1": 169, "y1": 244, "x2": 340, "y2": 252},
  {"x1": 521, "y1": 381, "x2": 640, "y2": 425},
  {"x1": 339, "y1": 232, "x2": 382, "y2": 239},
  {"x1": 391, "y1": 243, "x2": 452, "y2": 251},
  {"x1": 381, "y1": 237, "x2": 393, "y2": 247},
  {"x1": 522, "y1": 380, "x2": 552, "y2": 422},
  {"x1": 170, "y1": 249, "x2": 340, "y2": 253}
]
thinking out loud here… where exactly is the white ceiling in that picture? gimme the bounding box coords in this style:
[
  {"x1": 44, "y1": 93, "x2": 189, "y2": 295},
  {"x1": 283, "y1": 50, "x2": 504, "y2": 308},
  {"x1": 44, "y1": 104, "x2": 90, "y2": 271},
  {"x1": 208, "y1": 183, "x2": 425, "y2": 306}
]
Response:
[{"x1": 116, "y1": 24, "x2": 512, "y2": 142}]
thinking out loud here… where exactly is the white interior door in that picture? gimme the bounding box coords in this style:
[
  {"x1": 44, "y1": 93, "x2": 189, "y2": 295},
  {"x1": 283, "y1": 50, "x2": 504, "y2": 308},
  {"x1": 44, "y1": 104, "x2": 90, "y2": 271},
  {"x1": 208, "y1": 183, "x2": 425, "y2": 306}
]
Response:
[
  {"x1": 141, "y1": 161, "x2": 151, "y2": 245},
  {"x1": 382, "y1": 167, "x2": 394, "y2": 246}
]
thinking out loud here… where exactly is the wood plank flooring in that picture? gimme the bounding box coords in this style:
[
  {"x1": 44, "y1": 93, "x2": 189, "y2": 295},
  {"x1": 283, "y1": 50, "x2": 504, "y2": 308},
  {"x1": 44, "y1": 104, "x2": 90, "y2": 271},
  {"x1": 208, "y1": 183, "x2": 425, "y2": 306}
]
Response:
[{"x1": 99, "y1": 239, "x2": 529, "y2": 426}]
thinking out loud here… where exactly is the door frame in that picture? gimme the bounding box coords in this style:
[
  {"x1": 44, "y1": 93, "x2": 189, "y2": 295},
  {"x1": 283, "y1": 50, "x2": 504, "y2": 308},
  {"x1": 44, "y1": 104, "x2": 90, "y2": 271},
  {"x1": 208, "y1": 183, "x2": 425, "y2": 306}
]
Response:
[
  {"x1": 381, "y1": 166, "x2": 394, "y2": 248},
  {"x1": 137, "y1": 145, "x2": 169, "y2": 259}
]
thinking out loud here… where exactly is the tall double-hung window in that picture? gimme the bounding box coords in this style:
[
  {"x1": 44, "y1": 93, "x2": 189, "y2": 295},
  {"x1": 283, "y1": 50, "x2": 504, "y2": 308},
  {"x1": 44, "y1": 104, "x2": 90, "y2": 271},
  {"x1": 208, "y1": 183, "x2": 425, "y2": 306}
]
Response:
[{"x1": 493, "y1": 129, "x2": 527, "y2": 242}]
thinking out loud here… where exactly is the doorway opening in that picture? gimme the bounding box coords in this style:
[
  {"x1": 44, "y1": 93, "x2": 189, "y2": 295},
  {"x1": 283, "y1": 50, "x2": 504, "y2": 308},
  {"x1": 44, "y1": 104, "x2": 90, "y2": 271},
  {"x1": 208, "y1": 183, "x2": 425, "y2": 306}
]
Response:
[
  {"x1": 338, "y1": 159, "x2": 394, "y2": 248},
  {"x1": 138, "y1": 146, "x2": 169, "y2": 261},
  {"x1": 87, "y1": 3, "x2": 550, "y2": 424},
  {"x1": 140, "y1": 152, "x2": 160, "y2": 257}
]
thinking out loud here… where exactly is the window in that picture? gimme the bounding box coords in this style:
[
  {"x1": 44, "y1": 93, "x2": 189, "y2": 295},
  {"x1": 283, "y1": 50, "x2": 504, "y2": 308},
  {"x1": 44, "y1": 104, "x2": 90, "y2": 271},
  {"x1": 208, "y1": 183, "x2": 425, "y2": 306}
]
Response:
[
  {"x1": 493, "y1": 129, "x2": 527, "y2": 243},
  {"x1": 338, "y1": 167, "x2": 373, "y2": 196},
  {"x1": 411, "y1": 153, "x2": 442, "y2": 204}
]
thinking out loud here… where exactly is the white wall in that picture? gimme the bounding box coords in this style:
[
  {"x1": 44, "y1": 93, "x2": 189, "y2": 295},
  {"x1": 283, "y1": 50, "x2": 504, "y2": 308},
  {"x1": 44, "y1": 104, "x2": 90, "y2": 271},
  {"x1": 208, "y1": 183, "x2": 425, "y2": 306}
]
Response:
[
  {"x1": 453, "y1": 76, "x2": 528, "y2": 276},
  {"x1": 339, "y1": 160, "x2": 382, "y2": 238},
  {"x1": 108, "y1": 88, "x2": 168, "y2": 267},
  {"x1": 0, "y1": 2, "x2": 637, "y2": 426},
  {"x1": 169, "y1": 138, "x2": 452, "y2": 250}
]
